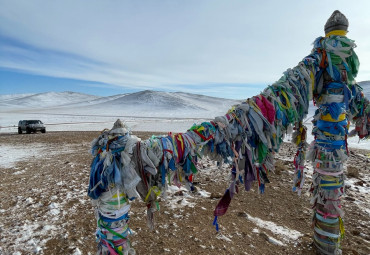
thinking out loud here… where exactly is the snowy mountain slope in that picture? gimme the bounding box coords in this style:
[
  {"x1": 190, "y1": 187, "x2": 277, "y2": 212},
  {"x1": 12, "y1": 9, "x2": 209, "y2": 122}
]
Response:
[
  {"x1": 60, "y1": 93, "x2": 128, "y2": 108},
  {"x1": 85, "y1": 90, "x2": 241, "y2": 113},
  {"x1": 63, "y1": 90, "x2": 239, "y2": 118},
  {"x1": 94, "y1": 90, "x2": 205, "y2": 110},
  {"x1": 0, "y1": 93, "x2": 35, "y2": 102},
  {"x1": 0, "y1": 90, "x2": 240, "y2": 132},
  {"x1": 0, "y1": 91, "x2": 100, "y2": 109},
  {"x1": 0, "y1": 90, "x2": 240, "y2": 119},
  {"x1": 0, "y1": 90, "x2": 239, "y2": 111},
  {"x1": 173, "y1": 91, "x2": 242, "y2": 111}
]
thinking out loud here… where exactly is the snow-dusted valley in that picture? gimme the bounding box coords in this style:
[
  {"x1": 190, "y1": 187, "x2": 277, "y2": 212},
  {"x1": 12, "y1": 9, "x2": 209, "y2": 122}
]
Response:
[
  {"x1": 0, "y1": 88, "x2": 369, "y2": 254},
  {"x1": 0, "y1": 90, "x2": 240, "y2": 133}
]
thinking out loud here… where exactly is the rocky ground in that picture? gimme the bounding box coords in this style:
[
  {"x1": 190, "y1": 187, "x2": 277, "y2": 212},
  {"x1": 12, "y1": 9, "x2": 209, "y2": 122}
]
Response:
[{"x1": 0, "y1": 131, "x2": 369, "y2": 255}]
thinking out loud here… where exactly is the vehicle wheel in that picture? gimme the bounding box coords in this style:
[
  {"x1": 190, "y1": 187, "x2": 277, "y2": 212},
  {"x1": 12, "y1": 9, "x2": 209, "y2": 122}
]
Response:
[
  {"x1": 26, "y1": 127, "x2": 31, "y2": 134},
  {"x1": 41, "y1": 129, "x2": 46, "y2": 133},
  {"x1": 18, "y1": 128, "x2": 22, "y2": 134}
]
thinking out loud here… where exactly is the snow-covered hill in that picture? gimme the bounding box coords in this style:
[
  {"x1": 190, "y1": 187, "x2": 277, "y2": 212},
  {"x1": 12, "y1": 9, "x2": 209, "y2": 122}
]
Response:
[
  {"x1": 84, "y1": 90, "x2": 240, "y2": 114},
  {"x1": 0, "y1": 90, "x2": 240, "y2": 117},
  {"x1": 0, "y1": 93, "x2": 35, "y2": 102},
  {"x1": 0, "y1": 90, "x2": 240, "y2": 133},
  {"x1": 0, "y1": 91, "x2": 101, "y2": 109},
  {"x1": 93, "y1": 90, "x2": 207, "y2": 110}
]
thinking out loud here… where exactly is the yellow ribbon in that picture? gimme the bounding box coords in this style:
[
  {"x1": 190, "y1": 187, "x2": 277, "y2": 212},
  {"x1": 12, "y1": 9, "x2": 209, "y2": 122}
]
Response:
[
  {"x1": 144, "y1": 186, "x2": 161, "y2": 202},
  {"x1": 320, "y1": 176, "x2": 343, "y2": 187},
  {"x1": 228, "y1": 106, "x2": 236, "y2": 113},
  {"x1": 171, "y1": 134, "x2": 178, "y2": 159},
  {"x1": 321, "y1": 113, "x2": 346, "y2": 122},
  {"x1": 320, "y1": 181, "x2": 343, "y2": 187},
  {"x1": 112, "y1": 192, "x2": 126, "y2": 199},
  {"x1": 248, "y1": 99, "x2": 262, "y2": 113},
  {"x1": 310, "y1": 70, "x2": 315, "y2": 100},
  {"x1": 339, "y1": 217, "x2": 345, "y2": 240},
  {"x1": 295, "y1": 126, "x2": 304, "y2": 145},
  {"x1": 279, "y1": 91, "x2": 291, "y2": 110},
  {"x1": 325, "y1": 30, "x2": 347, "y2": 37}
]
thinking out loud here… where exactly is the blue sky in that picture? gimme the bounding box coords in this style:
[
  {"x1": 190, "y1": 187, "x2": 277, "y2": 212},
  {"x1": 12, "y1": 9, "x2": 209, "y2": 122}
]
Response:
[{"x1": 1, "y1": 0, "x2": 370, "y2": 99}]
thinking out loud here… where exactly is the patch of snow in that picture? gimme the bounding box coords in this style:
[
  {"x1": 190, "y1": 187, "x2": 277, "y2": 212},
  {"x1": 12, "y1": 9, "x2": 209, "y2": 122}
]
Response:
[
  {"x1": 48, "y1": 202, "x2": 59, "y2": 209},
  {"x1": 48, "y1": 202, "x2": 61, "y2": 216},
  {"x1": 346, "y1": 178, "x2": 370, "y2": 195},
  {"x1": 252, "y1": 228, "x2": 259, "y2": 233},
  {"x1": 196, "y1": 188, "x2": 211, "y2": 198},
  {"x1": 267, "y1": 235, "x2": 285, "y2": 246},
  {"x1": 216, "y1": 233, "x2": 232, "y2": 242},
  {"x1": 0, "y1": 144, "x2": 75, "y2": 169},
  {"x1": 25, "y1": 197, "x2": 34, "y2": 205},
  {"x1": 72, "y1": 247, "x2": 82, "y2": 255},
  {"x1": 164, "y1": 185, "x2": 196, "y2": 209},
  {"x1": 13, "y1": 170, "x2": 26, "y2": 175},
  {"x1": 244, "y1": 212, "x2": 303, "y2": 242},
  {"x1": 9, "y1": 222, "x2": 58, "y2": 253},
  {"x1": 345, "y1": 178, "x2": 370, "y2": 216},
  {"x1": 166, "y1": 185, "x2": 188, "y2": 194},
  {"x1": 43, "y1": 225, "x2": 57, "y2": 231},
  {"x1": 49, "y1": 209, "x2": 60, "y2": 216},
  {"x1": 0, "y1": 144, "x2": 45, "y2": 168}
]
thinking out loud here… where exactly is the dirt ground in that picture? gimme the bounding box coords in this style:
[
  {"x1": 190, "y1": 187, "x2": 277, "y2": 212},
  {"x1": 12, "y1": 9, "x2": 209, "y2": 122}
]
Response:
[{"x1": 0, "y1": 131, "x2": 369, "y2": 255}]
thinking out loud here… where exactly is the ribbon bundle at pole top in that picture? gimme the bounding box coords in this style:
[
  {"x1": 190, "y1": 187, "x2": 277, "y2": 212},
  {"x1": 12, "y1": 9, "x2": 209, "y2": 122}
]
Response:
[{"x1": 87, "y1": 11, "x2": 370, "y2": 255}]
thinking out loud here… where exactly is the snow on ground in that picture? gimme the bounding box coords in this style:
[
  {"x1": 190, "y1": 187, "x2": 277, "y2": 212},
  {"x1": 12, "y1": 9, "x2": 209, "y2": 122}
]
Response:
[
  {"x1": 1, "y1": 131, "x2": 369, "y2": 254},
  {"x1": 0, "y1": 144, "x2": 45, "y2": 168},
  {"x1": 0, "y1": 143, "x2": 77, "y2": 169},
  {"x1": 243, "y1": 213, "x2": 303, "y2": 243},
  {"x1": 0, "y1": 141, "x2": 90, "y2": 254},
  {"x1": 346, "y1": 174, "x2": 370, "y2": 217},
  {"x1": 162, "y1": 185, "x2": 212, "y2": 210}
]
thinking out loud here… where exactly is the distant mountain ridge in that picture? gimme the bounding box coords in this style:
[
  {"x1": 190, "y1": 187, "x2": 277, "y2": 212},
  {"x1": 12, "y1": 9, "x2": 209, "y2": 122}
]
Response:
[
  {"x1": 0, "y1": 91, "x2": 100, "y2": 108},
  {"x1": 0, "y1": 90, "x2": 240, "y2": 118}
]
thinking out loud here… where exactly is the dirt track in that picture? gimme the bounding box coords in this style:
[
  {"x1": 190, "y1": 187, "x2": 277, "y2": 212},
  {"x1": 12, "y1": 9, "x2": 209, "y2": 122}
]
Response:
[{"x1": 0, "y1": 131, "x2": 369, "y2": 255}]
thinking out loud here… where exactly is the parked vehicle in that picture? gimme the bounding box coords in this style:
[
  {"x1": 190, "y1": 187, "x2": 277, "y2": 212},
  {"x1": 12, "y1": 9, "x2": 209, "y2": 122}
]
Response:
[{"x1": 18, "y1": 120, "x2": 46, "y2": 134}]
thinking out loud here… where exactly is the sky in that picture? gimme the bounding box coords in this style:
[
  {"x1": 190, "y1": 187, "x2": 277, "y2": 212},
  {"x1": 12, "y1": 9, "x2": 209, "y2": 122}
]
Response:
[{"x1": 0, "y1": 0, "x2": 370, "y2": 99}]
